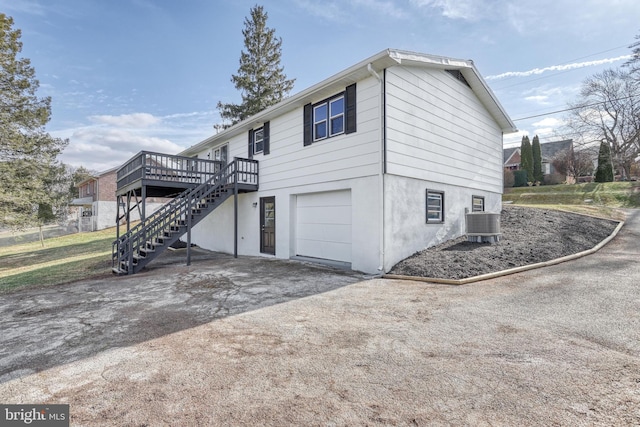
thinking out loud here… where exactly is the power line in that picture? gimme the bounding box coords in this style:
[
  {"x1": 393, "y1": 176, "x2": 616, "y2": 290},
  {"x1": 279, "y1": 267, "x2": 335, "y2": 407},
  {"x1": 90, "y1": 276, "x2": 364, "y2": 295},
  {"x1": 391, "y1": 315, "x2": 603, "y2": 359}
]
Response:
[
  {"x1": 512, "y1": 94, "x2": 638, "y2": 121},
  {"x1": 491, "y1": 44, "x2": 632, "y2": 90}
]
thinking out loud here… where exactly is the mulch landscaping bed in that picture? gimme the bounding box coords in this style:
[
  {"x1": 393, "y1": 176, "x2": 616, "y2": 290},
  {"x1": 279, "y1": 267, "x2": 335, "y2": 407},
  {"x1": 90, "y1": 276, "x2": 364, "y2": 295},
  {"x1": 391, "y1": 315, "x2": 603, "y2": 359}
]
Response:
[{"x1": 389, "y1": 205, "x2": 620, "y2": 280}]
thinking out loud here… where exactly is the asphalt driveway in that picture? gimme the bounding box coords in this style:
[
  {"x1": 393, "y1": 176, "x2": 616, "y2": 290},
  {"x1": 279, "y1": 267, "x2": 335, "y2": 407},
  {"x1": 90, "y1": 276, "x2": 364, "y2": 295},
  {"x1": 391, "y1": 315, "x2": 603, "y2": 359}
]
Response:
[
  {"x1": 0, "y1": 251, "x2": 365, "y2": 382},
  {"x1": 0, "y1": 210, "x2": 639, "y2": 426}
]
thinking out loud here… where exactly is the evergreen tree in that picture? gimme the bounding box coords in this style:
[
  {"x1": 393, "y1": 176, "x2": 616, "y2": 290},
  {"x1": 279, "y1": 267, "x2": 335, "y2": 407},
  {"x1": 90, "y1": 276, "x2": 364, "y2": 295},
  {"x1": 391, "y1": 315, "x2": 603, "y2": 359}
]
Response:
[
  {"x1": 0, "y1": 14, "x2": 68, "y2": 228},
  {"x1": 217, "y1": 5, "x2": 295, "y2": 127},
  {"x1": 519, "y1": 136, "x2": 534, "y2": 183},
  {"x1": 532, "y1": 135, "x2": 543, "y2": 183},
  {"x1": 594, "y1": 140, "x2": 614, "y2": 182}
]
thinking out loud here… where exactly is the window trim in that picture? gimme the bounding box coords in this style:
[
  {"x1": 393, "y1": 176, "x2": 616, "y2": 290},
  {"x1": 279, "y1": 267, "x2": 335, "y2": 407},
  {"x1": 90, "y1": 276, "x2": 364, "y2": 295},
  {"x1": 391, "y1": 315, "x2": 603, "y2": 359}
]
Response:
[
  {"x1": 303, "y1": 83, "x2": 355, "y2": 146},
  {"x1": 253, "y1": 127, "x2": 264, "y2": 155},
  {"x1": 313, "y1": 103, "x2": 328, "y2": 141},
  {"x1": 211, "y1": 143, "x2": 228, "y2": 164},
  {"x1": 329, "y1": 95, "x2": 345, "y2": 138},
  {"x1": 472, "y1": 195, "x2": 485, "y2": 212},
  {"x1": 313, "y1": 94, "x2": 345, "y2": 141},
  {"x1": 426, "y1": 190, "x2": 445, "y2": 223}
]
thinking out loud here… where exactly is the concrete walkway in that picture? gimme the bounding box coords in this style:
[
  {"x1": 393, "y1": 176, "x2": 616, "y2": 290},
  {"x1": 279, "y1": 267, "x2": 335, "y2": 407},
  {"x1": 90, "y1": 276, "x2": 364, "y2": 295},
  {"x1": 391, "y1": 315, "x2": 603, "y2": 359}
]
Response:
[{"x1": 0, "y1": 210, "x2": 638, "y2": 426}]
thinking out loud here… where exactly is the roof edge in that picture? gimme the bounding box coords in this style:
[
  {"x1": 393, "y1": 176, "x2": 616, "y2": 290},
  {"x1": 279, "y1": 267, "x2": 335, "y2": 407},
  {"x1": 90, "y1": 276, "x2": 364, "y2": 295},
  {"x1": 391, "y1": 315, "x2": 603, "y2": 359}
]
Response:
[{"x1": 181, "y1": 49, "x2": 517, "y2": 156}]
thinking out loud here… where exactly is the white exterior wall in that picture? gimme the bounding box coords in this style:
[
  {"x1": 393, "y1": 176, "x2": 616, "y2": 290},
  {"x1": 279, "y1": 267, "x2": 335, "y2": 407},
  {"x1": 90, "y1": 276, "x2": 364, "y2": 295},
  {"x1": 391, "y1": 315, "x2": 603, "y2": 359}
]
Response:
[
  {"x1": 385, "y1": 66, "x2": 504, "y2": 193},
  {"x1": 189, "y1": 76, "x2": 384, "y2": 273},
  {"x1": 382, "y1": 65, "x2": 505, "y2": 271},
  {"x1": 383, "y1": 174, "x2": 501, "y2": 271}
]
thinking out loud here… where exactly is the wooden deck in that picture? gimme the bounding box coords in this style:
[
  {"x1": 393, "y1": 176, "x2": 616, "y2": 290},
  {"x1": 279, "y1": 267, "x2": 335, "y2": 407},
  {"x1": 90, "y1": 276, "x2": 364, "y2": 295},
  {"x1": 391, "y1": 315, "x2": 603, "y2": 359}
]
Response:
[{"x1": 116, "y1": 152, "x2": 259, "y2": 197}]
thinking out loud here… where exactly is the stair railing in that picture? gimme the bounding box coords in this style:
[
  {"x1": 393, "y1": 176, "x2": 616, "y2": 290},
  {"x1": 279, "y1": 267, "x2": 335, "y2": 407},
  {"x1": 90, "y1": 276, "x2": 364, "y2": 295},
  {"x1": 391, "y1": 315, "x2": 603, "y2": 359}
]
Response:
[{"x1": 112, "y1": 158, "x2": 257, "y2": 273}]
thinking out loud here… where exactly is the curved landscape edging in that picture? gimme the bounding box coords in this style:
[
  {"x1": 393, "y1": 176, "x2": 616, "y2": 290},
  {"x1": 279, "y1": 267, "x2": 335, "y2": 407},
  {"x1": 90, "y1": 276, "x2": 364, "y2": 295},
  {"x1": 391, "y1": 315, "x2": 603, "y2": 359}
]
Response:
[{"x1": 383, "y1": 218, "x2": 625, "y2": 286}]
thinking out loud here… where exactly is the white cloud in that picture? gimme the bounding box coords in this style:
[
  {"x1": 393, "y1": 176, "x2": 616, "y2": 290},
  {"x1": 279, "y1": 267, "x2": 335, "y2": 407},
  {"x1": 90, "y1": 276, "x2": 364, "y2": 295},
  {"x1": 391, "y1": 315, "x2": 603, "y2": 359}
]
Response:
[
  {"x1": 53, "y1": 110, "x2": 216, "y2": 171},
  {"x1": 503, "y1": 130, "x2": 529, "y2": 147},
  {"x1": 294, "y1": 0, "x2": 351, "y2": 22},
  {"x1": 0, "y1": 0, "x2": 47, "y2": 15},
  {"x1": 410, "y1": 0, "x2": 496, "y2": 21},
  {"x1": 90, "y1": 113, "x2": 161, "y2": 128},
  {"x1": 503, "y1": 118, "x2": 566, "y2": 149},
  {"x1": 59, "y1": 126, "x2": 183, "y2": 171},
  {"x1": 486, "y1": 56, "x2": 632, "y2": 80},
  {"x1": 352, "y1": 0, "x2": 409, "y2": 19},
  {"x1": 524, "y1": 95, "x2": 550, "y2": 104},
  {"x1": 294, "y1": 0, "x2": 409, "y2": 22},
  {"x1": 532, "y1": 121, "x2": 563, "y2": 138},
  {"x1": 532, "y1": 117, "x2": 564, "y2": 128},
  {"x1": 506, "y1": 0, "x2": 640, "y2": 37}
]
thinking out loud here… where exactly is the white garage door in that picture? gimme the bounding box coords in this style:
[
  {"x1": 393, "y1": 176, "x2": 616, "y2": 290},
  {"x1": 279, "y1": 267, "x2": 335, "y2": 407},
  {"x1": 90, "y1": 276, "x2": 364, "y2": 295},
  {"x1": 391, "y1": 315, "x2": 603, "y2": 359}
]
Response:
[{"x1": 296, "y1": 190, "x2": 352, "y2": 263}]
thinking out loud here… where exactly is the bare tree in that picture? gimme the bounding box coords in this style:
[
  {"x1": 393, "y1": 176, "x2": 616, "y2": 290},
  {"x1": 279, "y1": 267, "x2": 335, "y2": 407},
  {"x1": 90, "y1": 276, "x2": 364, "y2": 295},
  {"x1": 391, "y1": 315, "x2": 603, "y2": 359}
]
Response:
[
  {"x1": 624, "y1": 30, "x2": 640, "y2": 74},
  {"x1": 564, "y1": 69, "x2": 640, "y2": 179},
  {"x1": 552, "y1": 148, "x2": 594, "y2": 182}
]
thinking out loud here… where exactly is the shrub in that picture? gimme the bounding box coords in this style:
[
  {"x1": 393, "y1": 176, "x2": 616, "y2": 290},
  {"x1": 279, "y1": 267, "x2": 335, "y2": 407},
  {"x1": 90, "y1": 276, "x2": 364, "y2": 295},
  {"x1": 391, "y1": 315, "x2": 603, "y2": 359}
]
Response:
[
  {"x1": 595, "y1": 141, "x2": 614, "y2": 182},
  {"x1": 514, "y1": 170, "x2": 529, "y2": 187},
  {"x1": 503, "y1": 168, "x2": 515, "y2": 188},
  {"x1": 544, "y1": 172, "x2": 566, "y2": 185}
]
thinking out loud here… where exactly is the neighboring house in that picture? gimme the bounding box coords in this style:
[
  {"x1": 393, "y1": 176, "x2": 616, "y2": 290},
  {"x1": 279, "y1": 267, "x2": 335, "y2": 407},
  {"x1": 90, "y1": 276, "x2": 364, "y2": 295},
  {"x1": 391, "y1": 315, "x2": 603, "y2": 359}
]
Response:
[
  {"x1": 71, "y1": 167, "x2": 165, "y2": 231},
  {"x1": 541, "y1": 139, "x2": 573, "y2": 176},
  {"x1": 70, "y1": 167, "x2": 118, "y2": 231},
  {"x1": 503, "y1": 146, "x2": 521, "y2": 171},
  {"x1": 113, "y1": 49, "x2": 516, "y2": 274},
  {"x1": 503, "y1": 139, "x2": 574, "y2": 177}
]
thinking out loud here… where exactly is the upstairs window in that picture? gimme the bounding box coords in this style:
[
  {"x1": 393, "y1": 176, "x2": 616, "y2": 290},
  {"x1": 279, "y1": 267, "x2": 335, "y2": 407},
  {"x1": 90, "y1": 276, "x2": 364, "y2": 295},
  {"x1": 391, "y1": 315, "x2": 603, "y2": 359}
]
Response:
[
  {"x1": 254, "y1": 127, "x2": 264, "y2": 154},
  {"x1": 426, "y1": 190, "x2": 445, "y2": 223},
  {"x1": 247, "y1": 121, "x2": 270, "y2": 158},
  {"x1": 211, "y1": 144, "x2": 228, "y2": 164},
  {"x1": 313, "y1": 95, "x2": 344, "y2": 141},
  {"x1": 313, "y1": 103, "x2": 328, "y2": 140},
  {"x1": 304, "y1": 83, "x2": 356, "y2": 146}
]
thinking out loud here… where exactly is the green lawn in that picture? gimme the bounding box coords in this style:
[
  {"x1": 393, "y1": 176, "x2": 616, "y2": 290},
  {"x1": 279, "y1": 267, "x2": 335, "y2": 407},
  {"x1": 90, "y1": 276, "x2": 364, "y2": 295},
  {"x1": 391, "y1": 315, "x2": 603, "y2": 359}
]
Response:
[
  {"x1": 0, "y1": 228, "x2": 117, "y2": 293},
  {"x1": 503, "y1": 181, "x2": 640, "y2": 214}
]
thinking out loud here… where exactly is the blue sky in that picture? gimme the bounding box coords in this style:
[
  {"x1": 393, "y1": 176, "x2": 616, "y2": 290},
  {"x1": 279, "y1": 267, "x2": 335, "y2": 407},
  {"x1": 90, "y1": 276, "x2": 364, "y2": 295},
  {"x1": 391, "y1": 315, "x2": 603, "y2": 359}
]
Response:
[{"x1": 2, "y1": 0, "x2": 639, "y2": 171}]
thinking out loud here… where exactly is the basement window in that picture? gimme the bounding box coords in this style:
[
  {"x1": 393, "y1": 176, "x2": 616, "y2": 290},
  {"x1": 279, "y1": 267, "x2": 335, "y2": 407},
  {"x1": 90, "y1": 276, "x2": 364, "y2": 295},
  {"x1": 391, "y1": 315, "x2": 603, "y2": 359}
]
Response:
[
  {"x1": 472, "y1": 196, "x2": 485, "y2": 212},
  {"x1": 426, "y1": 190, "x2": 445, "y2": 223}
]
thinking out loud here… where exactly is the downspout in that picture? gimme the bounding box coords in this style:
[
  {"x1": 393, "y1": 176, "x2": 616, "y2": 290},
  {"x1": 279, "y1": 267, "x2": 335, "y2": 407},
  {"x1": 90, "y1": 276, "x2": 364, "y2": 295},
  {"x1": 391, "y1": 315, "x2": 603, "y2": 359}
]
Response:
[{"x1": 368, "y1": 63, "x2": 385, "y2": 274}]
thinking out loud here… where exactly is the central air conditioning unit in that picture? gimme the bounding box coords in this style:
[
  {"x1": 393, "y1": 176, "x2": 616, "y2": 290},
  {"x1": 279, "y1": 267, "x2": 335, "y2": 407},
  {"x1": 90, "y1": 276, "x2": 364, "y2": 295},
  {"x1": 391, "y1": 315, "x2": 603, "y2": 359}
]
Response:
[{"x1": 466, "y1": 212, "x2": 501, "y2": 243}]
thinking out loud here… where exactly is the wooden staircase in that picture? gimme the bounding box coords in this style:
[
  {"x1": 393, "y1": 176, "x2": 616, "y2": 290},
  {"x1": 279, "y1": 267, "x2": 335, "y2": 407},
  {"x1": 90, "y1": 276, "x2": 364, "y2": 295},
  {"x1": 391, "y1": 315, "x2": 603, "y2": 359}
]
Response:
[{"x1": 112, "y1": 158, "x2": 257, "y2": 275}]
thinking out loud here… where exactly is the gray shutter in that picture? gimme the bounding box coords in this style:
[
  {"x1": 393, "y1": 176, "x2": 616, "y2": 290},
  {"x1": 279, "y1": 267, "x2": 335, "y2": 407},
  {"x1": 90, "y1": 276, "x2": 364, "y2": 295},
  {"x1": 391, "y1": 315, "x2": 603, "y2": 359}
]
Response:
[
  {"x1": 263, "y1": 121, "x2": 270, "y2": 155},
  {"x1": 248, "y1": 128, "x2": 254, "y2": 159},
  {"x1": 345, "y1": 83, "x2": 357, "y2": 134},
  {"x1": 303, "y1": 103, "x2": 312, "y2": 146}
]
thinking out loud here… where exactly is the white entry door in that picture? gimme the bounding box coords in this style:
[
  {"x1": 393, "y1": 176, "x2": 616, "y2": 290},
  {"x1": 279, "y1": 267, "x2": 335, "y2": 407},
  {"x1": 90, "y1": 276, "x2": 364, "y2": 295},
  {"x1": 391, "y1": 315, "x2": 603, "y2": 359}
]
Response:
[{"x1": 296, "y1": 190, "x2": 352, "y2": 263}]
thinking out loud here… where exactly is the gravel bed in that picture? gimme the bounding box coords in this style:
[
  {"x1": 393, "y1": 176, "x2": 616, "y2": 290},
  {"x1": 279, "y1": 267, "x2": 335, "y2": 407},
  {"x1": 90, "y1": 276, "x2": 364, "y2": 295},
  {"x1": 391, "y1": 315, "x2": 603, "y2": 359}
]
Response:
[{"x1": 389, "y1": 205, "x2": 620, "y2": 279}]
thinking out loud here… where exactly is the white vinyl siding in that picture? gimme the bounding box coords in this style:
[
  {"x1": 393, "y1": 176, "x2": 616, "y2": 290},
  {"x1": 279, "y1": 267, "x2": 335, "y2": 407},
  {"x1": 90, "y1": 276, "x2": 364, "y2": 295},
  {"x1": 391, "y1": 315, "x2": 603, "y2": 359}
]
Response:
[
  {"x1": 296, "y1": 190, "x2": 352, "y2": 263},
  {"x1": 259, "y1": 76, "x2": 381, "y2": 191},
  {"x1": 385, "y1": 66, "x2": 504, "y2": 193},
  {"x1": 193, "y1": 77, "x2": 381, "y2": 192}
]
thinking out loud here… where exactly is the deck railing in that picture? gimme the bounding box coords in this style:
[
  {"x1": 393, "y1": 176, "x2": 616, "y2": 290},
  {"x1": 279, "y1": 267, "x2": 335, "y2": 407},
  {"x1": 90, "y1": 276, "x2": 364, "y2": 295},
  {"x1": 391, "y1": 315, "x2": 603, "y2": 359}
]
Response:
[
  {"x1": 116, "y1": 151, "x2": 225, "y2": 192},
  {"x1": 112, "y1": 157, "x2": 259, "y2": 274}
]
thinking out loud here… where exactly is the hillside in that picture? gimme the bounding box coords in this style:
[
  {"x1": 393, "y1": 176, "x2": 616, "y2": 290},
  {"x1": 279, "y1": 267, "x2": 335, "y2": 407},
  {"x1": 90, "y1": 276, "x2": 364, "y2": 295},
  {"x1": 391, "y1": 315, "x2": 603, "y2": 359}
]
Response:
[{"x1": 503, "y1": 181, "x2": 640, "y2": 209}]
